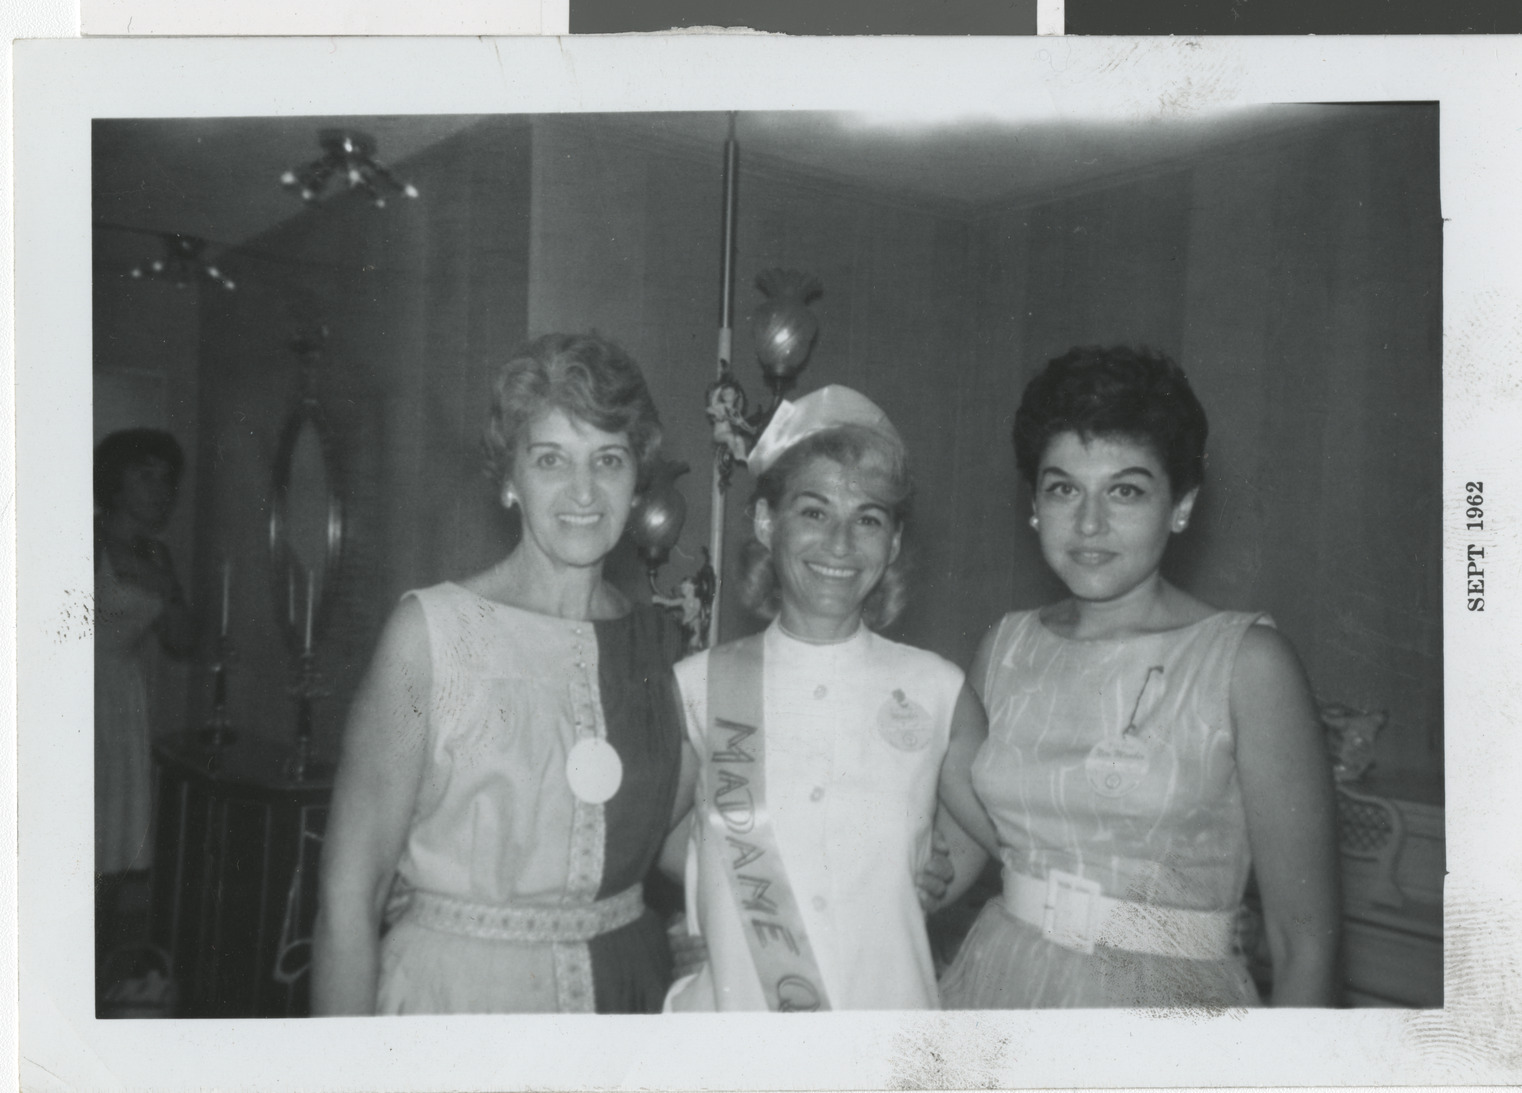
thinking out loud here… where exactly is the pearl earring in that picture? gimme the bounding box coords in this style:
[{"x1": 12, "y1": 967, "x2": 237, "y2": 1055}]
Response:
[
  {"x1": 505, "y1": 490, "x2": 520, "y2": 510},
  {"x1": 1029, "y1": 515, "x2": 1039, "y2": 529}
]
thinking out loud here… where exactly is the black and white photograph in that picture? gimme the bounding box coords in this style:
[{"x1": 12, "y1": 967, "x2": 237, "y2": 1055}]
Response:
[{"x1": 16, "y1": 33, "x2": 1522, "y2": 1091}]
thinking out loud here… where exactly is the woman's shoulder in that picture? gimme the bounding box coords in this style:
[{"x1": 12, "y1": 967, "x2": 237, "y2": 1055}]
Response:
[
  {"x1": 995, "y1": 608, "x2": 1041, "y2": 632},
  {"x1": 401, "y1": 580, "x2": 470, "y2": 608},
  {"x1": 396, "y1": 581, "x2": 543, "y2": 654},
  {"x1": 1228, "y1": 614, "x2": 1298, "y2": 676},
  {"x1": 976, "y1": 609, "x2": 1041, "y2": 653},
  {"x1": 866, "y1": 630, "x2": 967, "y2": 691},
  {"x1": 395, "y1": 581, "x2": 478, "y2": 638},
  {"x1": 672, "y1": 644, "x2": 711, "y2": 692},
  {"x1": 1200, "y1": 607, "x2": 1278, "y2": 644},
  {"x1": 366, "y1": 591, "x2": 433, "y2": 673}
]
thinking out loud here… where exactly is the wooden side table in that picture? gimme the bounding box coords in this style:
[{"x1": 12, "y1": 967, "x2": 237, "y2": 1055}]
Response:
[{"x1": 149, "y1": 733, "x2": 333, "y2": 1017}]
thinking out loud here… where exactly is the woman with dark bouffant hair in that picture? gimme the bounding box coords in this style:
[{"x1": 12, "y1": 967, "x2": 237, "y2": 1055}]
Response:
[
  {"x1": 665, "y1": 386, "x2": 990, "y2": 1012},
  {"x1": 314, "y1": 333, "x2": 690, "y2": 1016},
  {"x1": 938, "y1": 345, "x2": 1339, "y2": 1008}
]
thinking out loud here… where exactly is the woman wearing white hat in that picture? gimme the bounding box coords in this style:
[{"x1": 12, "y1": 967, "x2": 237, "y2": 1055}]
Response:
[{"x1": 665, "y1": 386, "x2": 996, "y2": 1011}]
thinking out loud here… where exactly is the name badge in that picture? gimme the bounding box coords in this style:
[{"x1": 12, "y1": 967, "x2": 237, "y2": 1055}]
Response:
[{"x1": 877, "y1": 689, "x2": 933, "y2": 751}]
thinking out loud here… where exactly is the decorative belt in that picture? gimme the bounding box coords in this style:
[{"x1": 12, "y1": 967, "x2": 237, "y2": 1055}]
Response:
[
  {"x1": 404, "y1": 883, "x2": 646, "y2": 944},
  {"x1": 1003, "y1": 867, "x2": 1234, "y2": 960}
]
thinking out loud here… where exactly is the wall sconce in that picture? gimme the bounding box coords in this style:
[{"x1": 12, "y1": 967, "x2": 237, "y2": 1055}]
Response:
[
  {"x1": 705, "y1": 267, "x2": 824, "y2": 490},
  {"x1": 281, "y1": 129, "x2": 419, "y2": 208},
  {"x1": 751, "y1": 268, "x2": 823, "y2": 408},
  {"x1": 629, "y1": 459, "x2": 715, "y2": 655},
  {"x1": 129, "y1": 233, "x2": 236, "y2": 291}
]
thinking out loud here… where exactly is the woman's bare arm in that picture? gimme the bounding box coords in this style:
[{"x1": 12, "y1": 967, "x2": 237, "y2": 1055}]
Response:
[
  {"x1": 936, "y1": 622, "x2": 1004, "y2": 861},
  {"x1": 658, "y1": 739, "x2": 698, "y2": 884},
  {"x1": 1232, "y1": 624, "x2": 1341, "y2": 1007},
  {"x1": 310, "y1": 597, "x2": 432, "y2": 1015},
  {"x1": 923, "y1": 623, "x2": 1004, "y2": 911},
  {"x1": 937, "y1": 682, "x2": 1000, "y2": 859},
  {"x1": 924, "y1": 804, "x2": 991, "y2": 913}
]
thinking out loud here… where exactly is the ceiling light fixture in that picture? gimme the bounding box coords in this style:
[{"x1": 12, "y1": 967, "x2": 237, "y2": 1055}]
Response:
[
  {"x1": 281, "y1": 128, "x2": 419, "y2": 208},
  {"x1": 129, "y1": 233, "x2": 236, "y2": 291}
]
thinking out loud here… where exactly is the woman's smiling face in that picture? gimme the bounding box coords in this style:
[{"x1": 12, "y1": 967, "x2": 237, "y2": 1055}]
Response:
[
  {"x1": 509, "y1": 408, "x2": 637, "y2": 572},
  {"x1": 1034, "y1": 431, "x2": 1196, "y2": 606},
  {"x1": 757, "y1": 455, "x2": 902, "y2": 643}
]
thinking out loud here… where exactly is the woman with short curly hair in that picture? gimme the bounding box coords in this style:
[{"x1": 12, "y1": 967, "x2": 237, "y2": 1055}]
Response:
[
  {"x1": 315, "y1": 333, "x2": 690, "y2": 1015},
  {"x1": 734, "y1": 420, "x2": 915, "y2": 631},
  {"x1": 939, "y1": 345, "x2": 1339, "y2": 1008}
]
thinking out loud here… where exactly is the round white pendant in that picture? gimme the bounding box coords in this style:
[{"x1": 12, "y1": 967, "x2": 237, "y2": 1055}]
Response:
[{"x1": 565, "y1": 737, "x2": 624, "y2": 804}]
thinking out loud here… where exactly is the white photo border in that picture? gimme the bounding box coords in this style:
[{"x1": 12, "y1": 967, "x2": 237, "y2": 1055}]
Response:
[{"x1": 15, "y1": 34, "x2": 1522, "y2": 1091}]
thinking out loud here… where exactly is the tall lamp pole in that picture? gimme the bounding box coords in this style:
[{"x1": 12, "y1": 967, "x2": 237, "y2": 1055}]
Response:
[{"x1": 708, "y1": 112, "x2": 740, "y2": 649}]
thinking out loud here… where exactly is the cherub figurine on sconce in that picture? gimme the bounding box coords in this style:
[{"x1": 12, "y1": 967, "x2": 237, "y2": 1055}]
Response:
[
  {"x1": 705, "y1": 268, "x2": 825, "y2": 497},
  {"x1": 705, "y1": 369, "x2": 755, "y2": 490},
  {"x1": 653, "y1": 574, "x2": 705, "y2": 654},
  {"x1": 629, "y1": 460, "x2": 715, "y2": 652},
  {"x1": 653, "y1": 547, "x2": 716, "y2": 654}
]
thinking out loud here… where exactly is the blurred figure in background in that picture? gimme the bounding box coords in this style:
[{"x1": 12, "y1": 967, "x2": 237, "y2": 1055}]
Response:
[{"x1": 94, "y1": 428, "x2": 196, "y2": 980}]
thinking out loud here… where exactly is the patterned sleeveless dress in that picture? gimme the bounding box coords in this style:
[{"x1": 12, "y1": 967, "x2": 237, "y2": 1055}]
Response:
[
  {"x1": 940, "y1": 609, "x2": 1269, "y2": 1009},
  {"x1": 375, "y1": 582, "x2": 683, "y2": 1014}
]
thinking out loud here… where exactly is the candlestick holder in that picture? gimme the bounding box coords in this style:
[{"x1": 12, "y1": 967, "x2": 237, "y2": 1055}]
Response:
[
  {"x1": 198, "y1": 634, "x2": 239, "y2": 751},
  {"x1": 284, "y1": 650, "x2": 333, "y2": 783}
]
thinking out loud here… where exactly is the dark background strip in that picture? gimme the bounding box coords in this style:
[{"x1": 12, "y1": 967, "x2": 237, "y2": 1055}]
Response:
[
  {"x1": 570, "y1": 0, "x2": 1519, "y2": 34},
  {"x1": 569, "y1": 0, "x2": 1036, "y2": 34}
]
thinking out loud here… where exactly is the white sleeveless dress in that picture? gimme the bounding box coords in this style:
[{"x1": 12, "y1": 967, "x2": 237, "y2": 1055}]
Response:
[
  {"x1": 95, "y1": 553, "x2": 165, "y2": 875},
  {"x1": 667, "y1": 622, "x2": 964, "y2": 1011}
]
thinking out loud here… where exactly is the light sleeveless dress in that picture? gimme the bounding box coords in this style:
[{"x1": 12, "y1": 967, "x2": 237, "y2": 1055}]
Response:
[
  {"x1": 667, "y1": 622, "x2": 964, "y2": 1011},
  {"x1": 375, "y1": 582, "x2": 683, "y2": 1014},
  {"x1": 95, "y1": 553, "x2": 165, "y2": 875},
  {"x1": 939, "y1": 609, "x2": 1268, "y2": 1009}
]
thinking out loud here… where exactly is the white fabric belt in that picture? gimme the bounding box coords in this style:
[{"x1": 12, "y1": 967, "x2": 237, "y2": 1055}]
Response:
[
  {"x1": 1003, "y1": 868, "x2": 1234, "y2": 960},
  {"x1": 404, "y1": 883, "x2": 645, "y2": 944}
]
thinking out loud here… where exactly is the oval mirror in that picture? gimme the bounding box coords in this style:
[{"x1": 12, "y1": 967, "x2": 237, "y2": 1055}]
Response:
[{"x1": 270, "y1": 402, "x2": 343, "y2": 655}]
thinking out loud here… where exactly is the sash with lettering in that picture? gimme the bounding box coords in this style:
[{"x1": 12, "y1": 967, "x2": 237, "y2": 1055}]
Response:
[{"x1": 705, "y1": 635, "x2": 832, "y2": 1012}]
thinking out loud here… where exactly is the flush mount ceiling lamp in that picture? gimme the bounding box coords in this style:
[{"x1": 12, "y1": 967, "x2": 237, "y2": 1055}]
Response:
[
  {"x1": 281, "y1": 128, "x2": 420, "y2": 208},
  {"x1": 129, "y1": 233, "x2": 236, "y2": 291}
]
